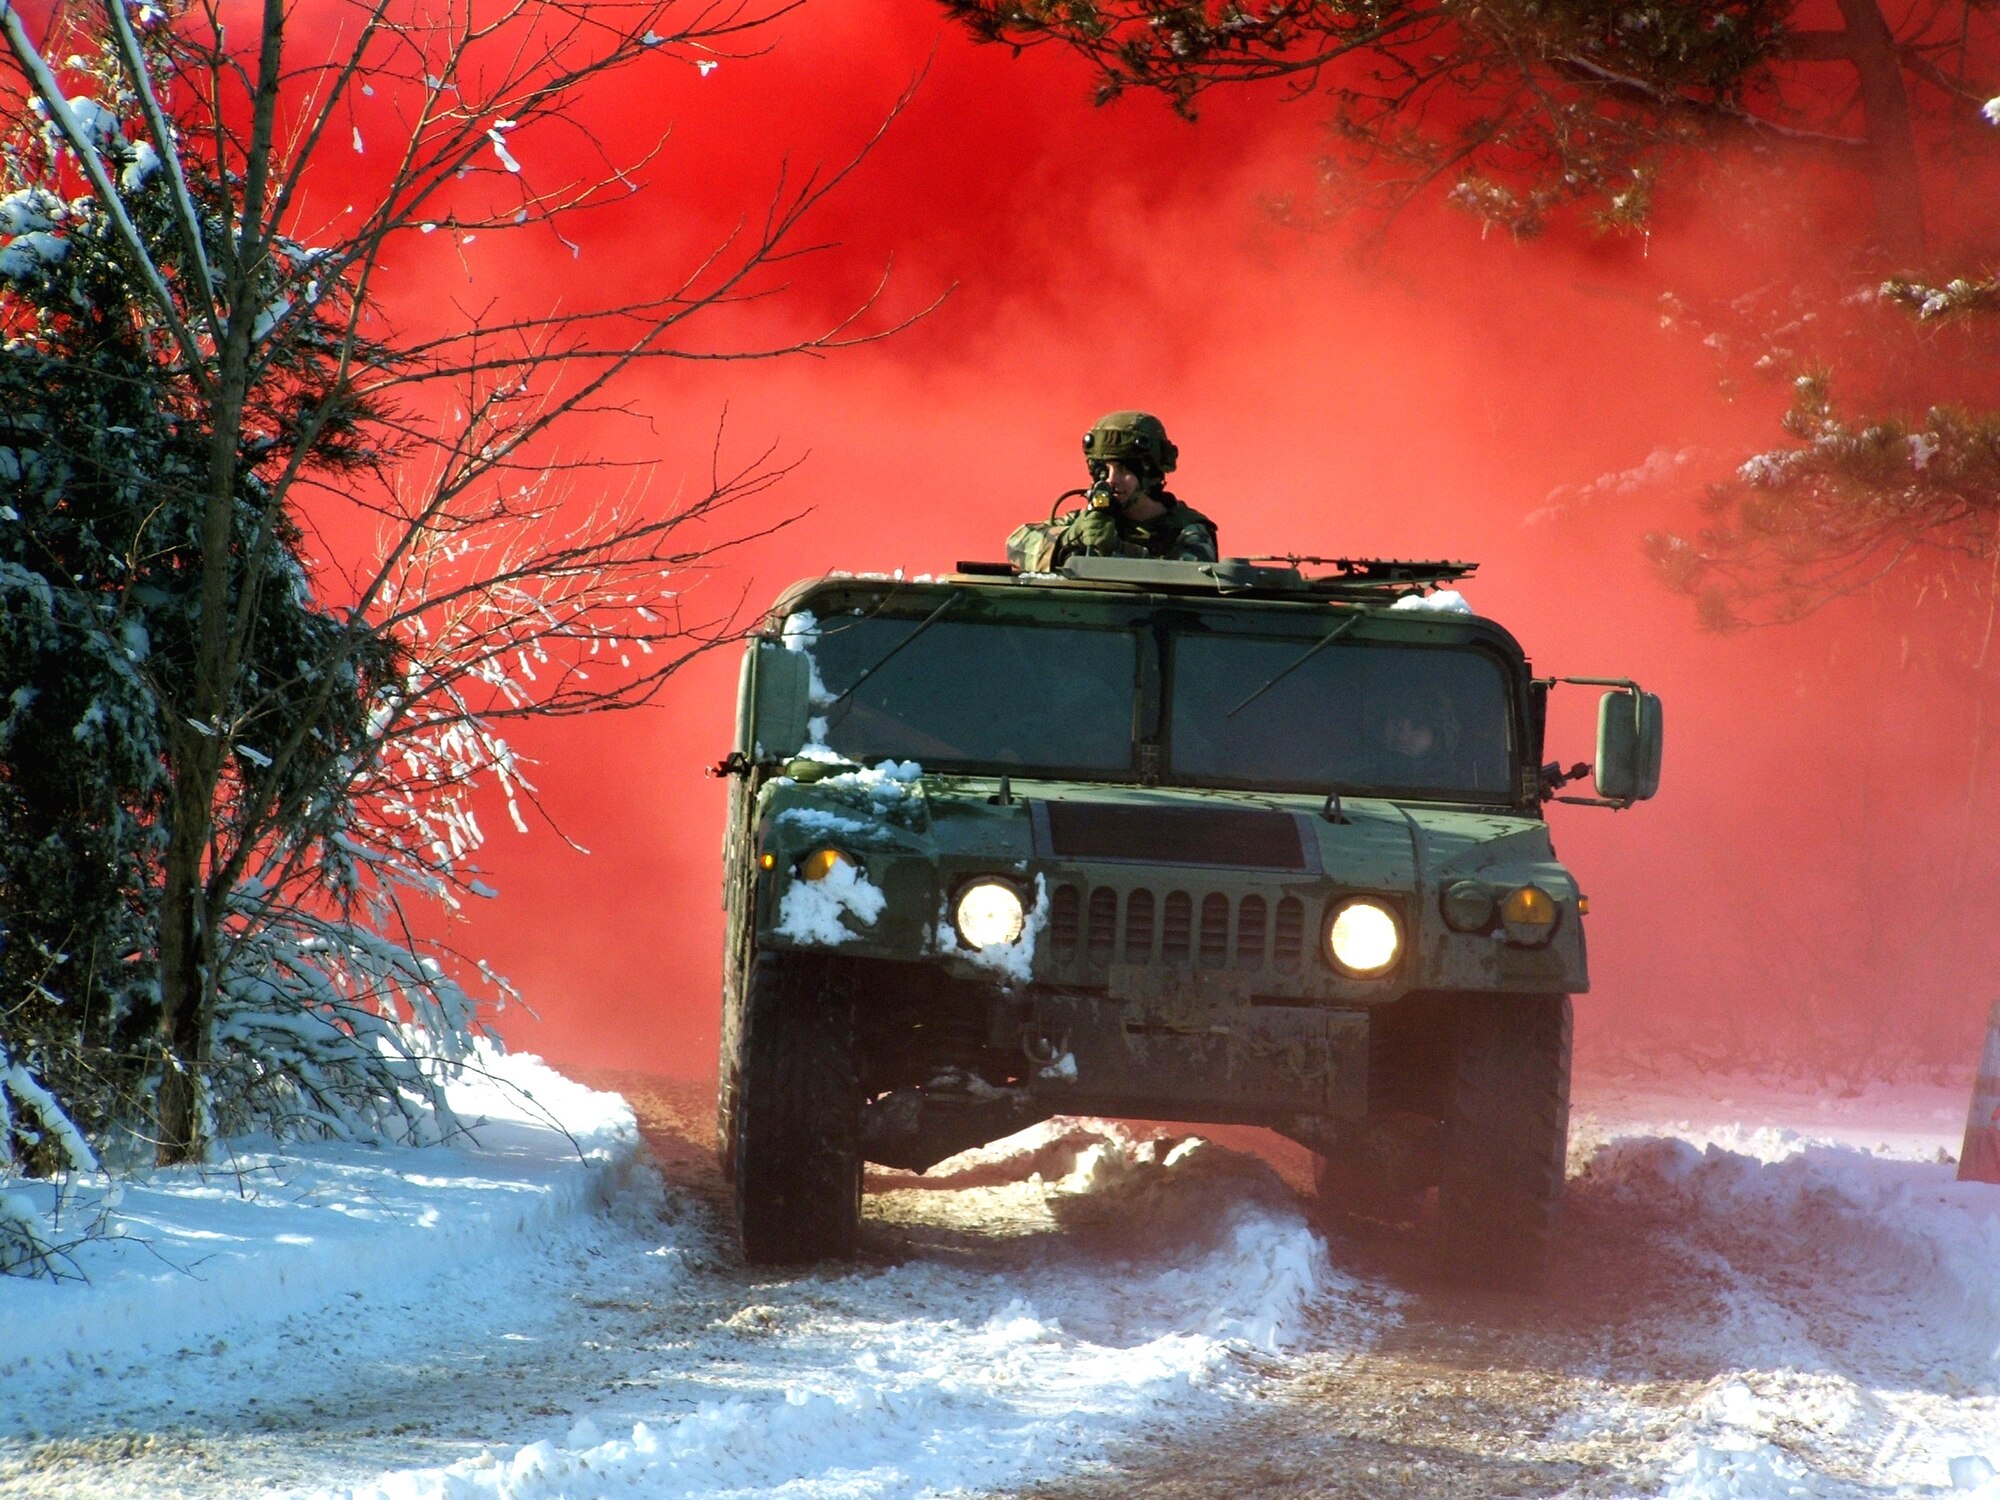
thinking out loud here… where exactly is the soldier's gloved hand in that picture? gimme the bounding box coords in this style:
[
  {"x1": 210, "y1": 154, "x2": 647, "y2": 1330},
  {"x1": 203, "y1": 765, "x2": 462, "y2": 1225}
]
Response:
[{"x1": 1066, "y1": 505, "x2": 1120, "y2": 555}]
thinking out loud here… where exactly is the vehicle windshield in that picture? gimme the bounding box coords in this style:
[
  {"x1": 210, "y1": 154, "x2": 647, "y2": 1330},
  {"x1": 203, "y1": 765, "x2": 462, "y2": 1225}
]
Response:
[
  {"x1": 1169, "y1": 633, "x2": 1513, "y2": 798},
  {"x1": 805, "y1": 612, "x2": 1136, "y2": 772}
]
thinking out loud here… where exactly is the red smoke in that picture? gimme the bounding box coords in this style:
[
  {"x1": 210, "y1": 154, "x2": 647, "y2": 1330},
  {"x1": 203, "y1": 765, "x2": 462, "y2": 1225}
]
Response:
[{"x1": 325, "y1": 4, "x2": 1996, "y2": 1081}]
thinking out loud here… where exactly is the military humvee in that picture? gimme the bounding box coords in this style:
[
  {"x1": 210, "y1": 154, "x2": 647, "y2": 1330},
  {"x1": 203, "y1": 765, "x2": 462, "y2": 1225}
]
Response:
[{"x1": 713, "y1": 555, "x2": 1662, "y2": 1285}]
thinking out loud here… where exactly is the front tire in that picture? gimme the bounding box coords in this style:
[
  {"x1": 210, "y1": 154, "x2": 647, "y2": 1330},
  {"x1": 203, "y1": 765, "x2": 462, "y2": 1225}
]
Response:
[
  {"x1": 1436, "y1": 993, "x2": 1572, "y2": 1290},
  {"x1": 732, "y1": 951, "x2": 862, "y2": 1265}
]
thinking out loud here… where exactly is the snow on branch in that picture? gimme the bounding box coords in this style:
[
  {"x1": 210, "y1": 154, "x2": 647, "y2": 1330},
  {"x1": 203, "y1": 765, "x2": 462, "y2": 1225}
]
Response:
[
  {"x1": 209, "y1": 893, "x2": 484, "y2": 1148},
  {"x1": 0, "y1": 1042, "x2": 107, "y2": 1280},
  {"x1": 0, "y1": 3, "x2": 212, "y2": 387},
  {"x1": 1648, "y1": 373, "x2": 2000, "y2": 629}
]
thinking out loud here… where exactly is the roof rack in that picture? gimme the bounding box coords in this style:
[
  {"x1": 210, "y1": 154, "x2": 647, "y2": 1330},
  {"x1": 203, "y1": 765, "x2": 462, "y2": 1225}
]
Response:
[
  {"x1": 974, "y1": 555, "x2": 1474, "y2": 598},
  {"x1": 947, "y1": 556, "x2": 1478, "y2": 599},
  {"x1": 1249, "y1": 556, "x2": 1479, "y2": 597}
]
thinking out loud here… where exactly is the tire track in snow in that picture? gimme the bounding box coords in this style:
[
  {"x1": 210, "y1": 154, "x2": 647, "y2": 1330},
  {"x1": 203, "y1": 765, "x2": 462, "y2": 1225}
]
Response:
[{"x1": 1002, "y1": 1106, "x2": 2000, "y2": 1500}]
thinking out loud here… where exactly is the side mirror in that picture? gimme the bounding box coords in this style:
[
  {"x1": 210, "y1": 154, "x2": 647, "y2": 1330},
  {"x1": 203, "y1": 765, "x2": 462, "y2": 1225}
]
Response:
[
  {"x1": 749, "y1": 641, "x2": 812, "y2": 759},
  {"x1": 1594, "y1": 687, "x2": 1663, "y2": 804}
]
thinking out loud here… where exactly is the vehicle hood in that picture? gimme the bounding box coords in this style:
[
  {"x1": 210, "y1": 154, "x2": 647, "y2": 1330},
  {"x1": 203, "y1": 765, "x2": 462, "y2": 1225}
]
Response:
[{"x1": 762, "y1": 771, "x2": 1557, "y2": 894}]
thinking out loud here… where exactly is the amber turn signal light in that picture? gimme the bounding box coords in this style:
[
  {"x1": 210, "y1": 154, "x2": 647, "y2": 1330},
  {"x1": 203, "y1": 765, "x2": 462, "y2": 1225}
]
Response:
[
  {"x1": 1500, "y1": 885, "x2": 1558, "y2": 945},
  {"x1": 797, "y1": 847, "x2": 855, "y2": 882}
]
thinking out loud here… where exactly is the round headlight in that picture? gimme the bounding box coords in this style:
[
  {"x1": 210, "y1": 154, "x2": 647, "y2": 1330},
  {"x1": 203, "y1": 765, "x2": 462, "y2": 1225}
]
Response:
[
  {"x1": 797, "y1": 847, "x2": 855, "y2": 882},
  {"x1": 1326, "y1": 898, "x2": 1402, "y2": 978},
  {"x1": 1440, "y1": 880, "x2": 1494, "y2": 933},
  {"x1": 1500, "y1": 885, "x2": 1559, "y2": 945},
  {"x1": 955, "y1": 880, "x2": 1026, "y2": 949}
]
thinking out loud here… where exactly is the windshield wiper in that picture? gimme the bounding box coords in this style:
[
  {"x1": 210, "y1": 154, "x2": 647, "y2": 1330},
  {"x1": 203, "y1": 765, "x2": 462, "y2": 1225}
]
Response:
[
  {"x1": 1225, "y1": 610, "x2": 1361, "y2": 719},
  {"x1": 823, "y1": 594, "x2": 958, "y2": 727}
]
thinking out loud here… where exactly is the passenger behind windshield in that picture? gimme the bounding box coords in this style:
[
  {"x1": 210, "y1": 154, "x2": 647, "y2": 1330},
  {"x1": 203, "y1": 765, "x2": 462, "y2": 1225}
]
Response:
[
  {"x1": 1171, "y1": 635, "x2": 1511, "y2": 797},
  {"x1": 807, "y1": 613, "x2": 1136, "y2": 773},
  {"x1": 1350, "y1": 685, "x2": 1471, "y2": 787}
]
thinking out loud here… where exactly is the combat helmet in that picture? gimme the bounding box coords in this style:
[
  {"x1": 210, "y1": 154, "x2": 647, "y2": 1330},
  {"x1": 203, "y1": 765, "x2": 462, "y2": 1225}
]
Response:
[{"x1": 1082, "y1": 410, "x2": 1178, "y2": 482}]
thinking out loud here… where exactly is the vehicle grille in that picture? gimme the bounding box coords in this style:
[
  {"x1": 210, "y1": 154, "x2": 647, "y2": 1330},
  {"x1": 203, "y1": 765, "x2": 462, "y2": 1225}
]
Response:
[
  {"x1": 1047, "y1": 881, "x2": 1311, "y2": 977},
  {"x1": 1163, "y1": 891, "x2": 1191, "y2": 960},
  {"x1": 1042, "y1": 802, "x2": 1308, "y2": 870},
  {"x1": 1087, "y1": 886, "x2": 1117, "y2": 964},
  {"x1": 1125, "y1": 889, "x2": 1155, "y2": 963}
]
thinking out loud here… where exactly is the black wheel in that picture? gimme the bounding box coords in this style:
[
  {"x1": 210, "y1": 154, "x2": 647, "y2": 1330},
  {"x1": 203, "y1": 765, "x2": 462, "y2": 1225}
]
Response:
[
  {"x1": 732, "y1": 951, "x2": 862, "y2": 1265},
  {"x1": 1436, "y1": 993, "x2": 1572, "y2": 1290},
  {"x1": 715, "y1": 1070, "x2": 739, "y2": 1185},
  {"x1": 715, "y1": 960, "x2": 744, "y2": 1185}
]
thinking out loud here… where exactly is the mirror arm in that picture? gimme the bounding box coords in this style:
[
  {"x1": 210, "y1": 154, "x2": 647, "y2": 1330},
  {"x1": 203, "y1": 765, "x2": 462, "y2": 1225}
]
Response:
[
  {"x1": 1545, "y1": 674, "x2": 1642, "y2": 693},
  {"x1": 1539, "y1": 758, "x2": 1591, "y2": 793},
  {"x1": 708, "y1": 751, "x2": 784, "y2": 779}
]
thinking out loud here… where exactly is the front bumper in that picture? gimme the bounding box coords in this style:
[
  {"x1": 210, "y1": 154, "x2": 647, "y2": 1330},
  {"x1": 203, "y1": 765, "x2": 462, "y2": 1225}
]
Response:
[
  {"x1": 998, "y1": 989, "x2": 1368, "y2": 1120},
  {"x1": 857, "y1": 982, "x2": 1369, "y2": 1172}
]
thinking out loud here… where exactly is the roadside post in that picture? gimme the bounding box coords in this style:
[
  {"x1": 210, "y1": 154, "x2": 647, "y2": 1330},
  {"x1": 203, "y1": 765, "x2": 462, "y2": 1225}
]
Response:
[{"x1": 1959, "y1": 1000, "x2": 2000, "y2": 1184}]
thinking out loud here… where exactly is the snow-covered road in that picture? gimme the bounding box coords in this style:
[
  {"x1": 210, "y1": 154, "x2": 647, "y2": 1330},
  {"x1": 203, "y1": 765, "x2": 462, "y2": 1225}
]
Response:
[
  {"x1": 1019, "y1": 1091, "x2": 2000, "y2": 1499},
  {"x1": 1, "y1": 1057, "x2": 1995, "y2": 1500}
]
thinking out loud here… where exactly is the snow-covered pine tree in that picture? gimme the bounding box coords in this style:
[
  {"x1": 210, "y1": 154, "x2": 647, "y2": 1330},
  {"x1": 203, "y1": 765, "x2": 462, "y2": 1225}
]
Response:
[
  {"x1": 0, "y1": 151, "x2": 172, "y2": 1175},
  {"x1": 0, "y1": 22, "x2": 420, "y2": 1187},
  {"x1": 1645, "y1": 107, "x2": 2000, "y2": 633},
  {"x1": 0, "y1": 0, "x2": 903, "y2": 1209},
  {"x1": 1647, "y1": 364, "x2": 2000, "y2": 632}
]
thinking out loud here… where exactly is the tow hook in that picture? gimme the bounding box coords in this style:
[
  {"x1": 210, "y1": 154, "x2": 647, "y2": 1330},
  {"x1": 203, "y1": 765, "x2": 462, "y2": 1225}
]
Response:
[{"x1": 1019, "y1": 1026, "x2": 1069, "y2": 1068}]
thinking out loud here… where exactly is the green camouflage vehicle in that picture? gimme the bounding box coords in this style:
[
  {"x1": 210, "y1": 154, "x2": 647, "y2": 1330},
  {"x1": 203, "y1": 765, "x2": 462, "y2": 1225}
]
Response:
[{"x1": 713, "y1": 556, "x2": 1662, "y2": 1285}]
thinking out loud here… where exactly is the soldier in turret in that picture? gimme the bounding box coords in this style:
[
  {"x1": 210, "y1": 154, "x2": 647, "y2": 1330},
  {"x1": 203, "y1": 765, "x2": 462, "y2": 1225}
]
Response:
[{"x1": 1008, "y1": 411, "x2": 1219, "y2": 570}]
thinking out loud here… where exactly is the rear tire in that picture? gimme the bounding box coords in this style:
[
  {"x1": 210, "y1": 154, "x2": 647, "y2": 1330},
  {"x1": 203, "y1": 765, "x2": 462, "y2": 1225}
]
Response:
[
  {"x1": 1436, "y1": 993, "x2": 1571, "y2": 1290},
  {"x1": 732, "y1": 951, "x2": 862, "y2": 1265}
]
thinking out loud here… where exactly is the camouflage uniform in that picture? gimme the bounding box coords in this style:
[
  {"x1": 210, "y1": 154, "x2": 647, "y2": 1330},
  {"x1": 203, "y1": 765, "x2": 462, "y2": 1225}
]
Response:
[
  {"x1": 1054, "y1": 492, "x2": 1219, "y2": 563},
  {"x1": 1006, "y1": 410, "x2": 1219, "y2": 570}
]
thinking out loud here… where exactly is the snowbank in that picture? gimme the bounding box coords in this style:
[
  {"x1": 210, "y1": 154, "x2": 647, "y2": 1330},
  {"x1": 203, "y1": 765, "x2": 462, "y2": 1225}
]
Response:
[
  {"x1": 0, "y1": 1068, "x2": 1387, "y2": 1500},
  {"x1": 1585, "y1": 1133, "x2": 2000, "y2": 1378},
  {"x1": 1567, "y1": 1114, "x2": 2000, "y2": 1498}
]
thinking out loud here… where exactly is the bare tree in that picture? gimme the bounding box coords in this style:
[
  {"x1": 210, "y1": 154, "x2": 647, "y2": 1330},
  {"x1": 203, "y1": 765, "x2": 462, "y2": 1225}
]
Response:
[{"x1": 0, "y1": 0, "x2": 913, "y2": 1167}]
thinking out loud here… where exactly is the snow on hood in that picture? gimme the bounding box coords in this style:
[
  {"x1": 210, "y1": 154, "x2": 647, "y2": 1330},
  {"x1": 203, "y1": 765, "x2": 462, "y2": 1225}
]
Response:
[
  {"x1": 775, "y1": 857, "x2": 886, "y2": 944},
  {"x1": 775, "y1": 807, "x2": 874, "y2": 840},
  {"x1": 828, "y1": 758, "x2": 923, "y2": 799},
  {"x1": 1389, "y1": 589, "x2": 1472, "y2": 614},
  {"x1": 765, "y1": 759, "x2": 929, "y2": 845}
]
